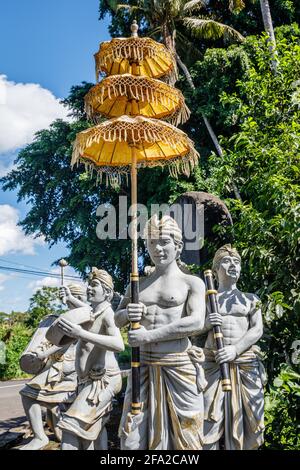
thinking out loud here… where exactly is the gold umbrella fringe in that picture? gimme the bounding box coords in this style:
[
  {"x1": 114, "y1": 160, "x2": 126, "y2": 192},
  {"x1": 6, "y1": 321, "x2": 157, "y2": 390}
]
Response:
[
  {"x1": 84, "y1": 76, "x2": 190, "y2": 124},
  {"x1": 73, "y1": 150, "x2": 199, "y2": 187},
  {"x1": 89, "y1": 109, "x2": 189, "y2": 127},
  {"x1": 72, "y1": 118, "x2": 196, "y2": 161},
  {"x1": 95, "y1": 37, "x2": 177, "y2": 81}
]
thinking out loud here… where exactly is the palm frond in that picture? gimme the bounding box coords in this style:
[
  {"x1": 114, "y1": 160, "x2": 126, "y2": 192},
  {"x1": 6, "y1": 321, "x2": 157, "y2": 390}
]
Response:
[
  {"x1": 105, "y1": 0, "x2": 124, "y2": 13},
  {"x1": 228, "y1": 0, "x2": 246, "y2": 14},
  {"x1": 183, "y1": 0, "x2": 206, "y2": 14},
  {"x1": 175, "y1": 30, "x2": 202, "y2": 62},
  {"x1": 148, "y1": 25, "x2": 163, "y2": 38},
  {"x1": 183, "y1": 17, "x2": 245, "y2": 42},
  {"x1": 106, "y1": 0, "x2": 142, "y2": 14},
  {"x1": 116, "y1": 4, "x2": 141, "y2": 12}
]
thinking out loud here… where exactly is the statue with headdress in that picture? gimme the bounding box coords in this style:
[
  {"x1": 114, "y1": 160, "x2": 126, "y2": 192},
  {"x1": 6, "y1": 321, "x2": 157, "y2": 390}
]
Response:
[
  {"x1": 202, "y1": 244, "x2": 266, "y2": 450},
  {"x1": 19, "y1": 283, "x2": 88, "y2": 450},
  {"x1": 116, "y1": 214, "x2": 207, "y2": 450},
  {"x1": 55, "y1": 267, "x2": 124, "y2": 450}
]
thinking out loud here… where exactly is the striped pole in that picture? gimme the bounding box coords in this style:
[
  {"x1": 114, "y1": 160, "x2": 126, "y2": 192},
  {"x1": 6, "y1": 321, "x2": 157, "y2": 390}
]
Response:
[
  {"x1": 204, "y1": 269, "x2": 231, "y2": 392},
  {"x1": 130, "y1": 147, "x2": 141, "y2": 415}
]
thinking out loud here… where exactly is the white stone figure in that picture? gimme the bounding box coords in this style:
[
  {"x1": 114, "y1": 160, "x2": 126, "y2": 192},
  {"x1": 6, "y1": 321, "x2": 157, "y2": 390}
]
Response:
[
  {"x1": 116, "y1": 215, "x2": 207, "y2": 450},
  {"x1": 202, "y1": 244, "x2": 266, "y2": 450},
  {"x1": 19, "y1": 283, "x2": 87, "y2": 450},
  {"x1": 57, "y1": 268, "x2": 124, "y2": 450}
]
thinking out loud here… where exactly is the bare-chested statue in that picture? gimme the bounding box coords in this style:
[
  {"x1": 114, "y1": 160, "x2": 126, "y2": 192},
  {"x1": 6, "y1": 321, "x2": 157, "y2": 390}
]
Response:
[
  {"x1": 202, "y1": 245, "x2": 266, "y2": 450},
  {"x1": 57, "y1": 268, "x2": 124, "y2": 450},
  {"x1": 20, "y1": 283, "x2": 87, "y2": 450},
  {"x1": 116, "y1": 215, "x2": 207, "y2": 450}
]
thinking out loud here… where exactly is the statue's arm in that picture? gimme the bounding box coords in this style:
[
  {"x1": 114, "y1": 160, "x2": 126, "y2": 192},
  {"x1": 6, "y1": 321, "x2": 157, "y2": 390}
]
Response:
[
  {"x1": 235, "y1": 297, "x2": 263, "y2": 356},
  {"x1": 67, "y1": 296, "x2": 87, "y2": 309},
  {"x1": 144, "y1": 277, "x2": 206, "y2": 343},
  {"x1": 59, "y1": 287, "x2": 86, "y2": 309},
  {"x1": 39, "y1": 344, "x2": 66, "y2": 359},
  {"x1": 114, "y1": 284, "x2": 130, "y2": 328},
  {"x1": 200, "y1": 298, "x2": 217, "y2": 334},
  {"x1": 80, "y1": 310, "x2": 125, "y2": 353}
]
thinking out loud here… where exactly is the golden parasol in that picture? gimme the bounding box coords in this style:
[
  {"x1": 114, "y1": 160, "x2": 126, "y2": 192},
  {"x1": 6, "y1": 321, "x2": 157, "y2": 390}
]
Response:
[
  {"x1": 84, "y1": 74, "x2": 190, "y2": 125},
  {"x1": 72, "y1": 115, "x2": 198, "y2": 181},
  {"x1": 94, "y1": 23, "x2": 176, "y2": 81},
  {"x1": 72, "y1": 21, "x2": 199, "y2": 417}
]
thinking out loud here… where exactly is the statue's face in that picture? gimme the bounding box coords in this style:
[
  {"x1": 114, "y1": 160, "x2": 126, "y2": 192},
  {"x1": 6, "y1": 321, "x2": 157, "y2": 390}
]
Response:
[
  {"x1": 217, "y1": 255, "x2": 241, "y2": 283},
  {"x1": 87, "y1": 279, "x2": 106, "y2": 303},
  {"x1": 147, "y1": 235, "x2": 182, "y2": 267}
]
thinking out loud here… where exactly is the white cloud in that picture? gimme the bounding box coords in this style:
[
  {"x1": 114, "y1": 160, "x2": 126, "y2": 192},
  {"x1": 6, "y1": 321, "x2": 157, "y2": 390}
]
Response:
[
  {"x1": 28, "y1": 266, "x2": 83, "y2": 292},
  {"x1": 30, "y1": 275, "x2": 61, "y2": 290},
  {"x1": 0, "y1": 204, "x2": 44, "y2": 256},
  {"x1": 0, "y1": 75, "x2": 70, "y2": 153}
]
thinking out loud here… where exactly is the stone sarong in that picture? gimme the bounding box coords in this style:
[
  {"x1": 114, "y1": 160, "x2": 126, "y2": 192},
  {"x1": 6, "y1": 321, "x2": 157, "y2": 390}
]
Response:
[
  {"x1": 58, "y1": 367, "x2": 122, "y2": 441},
  {"x1": 203, "y1": 347, "x2": 266, "y2": 450},
  {"x1": 119, "y1": 347, "x2": 206, "y2": 450}
]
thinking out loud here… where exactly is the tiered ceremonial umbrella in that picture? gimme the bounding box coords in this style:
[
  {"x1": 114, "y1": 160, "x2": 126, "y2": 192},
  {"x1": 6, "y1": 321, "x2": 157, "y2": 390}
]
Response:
[
  {"x1": 94, "y1": 29, "x2": 176, "y2": 80},
  {"x1": 71, "y1": 20, "x2": 199, "y2": 416},
  {"x1": 84, "y1": 74, "x2": 190, "y2": 124}
]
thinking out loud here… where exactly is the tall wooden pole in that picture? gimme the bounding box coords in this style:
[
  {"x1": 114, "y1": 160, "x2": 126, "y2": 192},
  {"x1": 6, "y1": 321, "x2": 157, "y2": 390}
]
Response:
[
  {"x1": 204, "y1": 270, "x2": 231, "y2": 392},
  {"x1": 130, "y1": 147, "x2": 141, "y2": 415},
  {"x1": 59, "y1": 259, "x2": 68, "y2": 304}
]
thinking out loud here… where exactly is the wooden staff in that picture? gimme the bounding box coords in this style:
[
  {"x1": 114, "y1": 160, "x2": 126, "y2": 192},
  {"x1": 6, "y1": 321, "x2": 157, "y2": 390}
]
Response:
[
  {"x1": 130, "y1": 147, "x2": 141, "y2": 415},
  {"x1": 59, "y1": 259, "x2": 68, "y2": 304},
  {"x1": 204, "y1": 269, "x2": 231, "y2": 392}
]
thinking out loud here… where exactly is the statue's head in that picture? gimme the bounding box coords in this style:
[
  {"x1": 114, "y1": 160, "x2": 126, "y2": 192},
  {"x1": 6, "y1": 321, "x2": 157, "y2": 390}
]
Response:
[
  {"x1": 87, "y1": 267, "x2": 114, "y2": 304},
  {"x1": 67, "y1": 283, "x2": 87, "y2": 306},
  {"x1": 144, "y1": 214, "x2": 183, "y2": 268},
  {"x1": 212, "y1": 244, "x2": 241, "y2": 283}
]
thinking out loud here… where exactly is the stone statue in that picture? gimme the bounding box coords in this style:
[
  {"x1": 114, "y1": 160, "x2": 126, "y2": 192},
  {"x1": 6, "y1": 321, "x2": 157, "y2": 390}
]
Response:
[
  {"x1": 19, "y1": 283, "x2": 87, "y2": 450},
  {"x1": 57, "y1": 268, "x2": 124, "y2": 450},
  {"x1": 116, "y1": 215, "x2": 207, "y2": 450},
  {"x1": 202, "y1": 245, "x2": 266, "y2": 450}
]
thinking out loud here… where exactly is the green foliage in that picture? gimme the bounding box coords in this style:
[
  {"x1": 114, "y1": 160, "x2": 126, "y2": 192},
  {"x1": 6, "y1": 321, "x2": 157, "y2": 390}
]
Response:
[
  {"x1": 181, "y1": 28, "x2": 300, "y2": 448},
  {"x1": 99, "y1": 0, "x2": 300, "y2": 43},
  {"x1": 0, "y1": 314, "x2": 32, "y2": 380},
  {"x1": 117, "y1": 327, "x2": 131, "y2": 364},
  {"x1": 264, "y1": 365, "x2": 300, "y2": 449},
  {"x1": 0, "y1": 287, "x2": 66, "y2": 379},
  {"x1": 25, "y1": 287, "x2": 64, "y2": 329}
]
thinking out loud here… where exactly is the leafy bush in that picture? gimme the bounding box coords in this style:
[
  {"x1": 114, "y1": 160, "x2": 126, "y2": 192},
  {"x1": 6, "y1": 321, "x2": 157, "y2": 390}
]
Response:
[
  {"x1": 0, "y1": 319, "x2": 32, "y2": 380},
  {"x1": 265, "y1": 365, "x2": 300, "y2": 449},
  {"x1": 0, "y1": 287, "x2": 64, "y2": 380}
]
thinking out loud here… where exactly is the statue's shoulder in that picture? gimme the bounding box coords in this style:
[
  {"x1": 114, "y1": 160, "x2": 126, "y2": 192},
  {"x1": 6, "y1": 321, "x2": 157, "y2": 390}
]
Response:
[
  {"x1": 243, "y1": 292, "x2": 261, "y2": 311},
  {"x1": 183, "y1": 272, "x2": 205, "y2": 290}
]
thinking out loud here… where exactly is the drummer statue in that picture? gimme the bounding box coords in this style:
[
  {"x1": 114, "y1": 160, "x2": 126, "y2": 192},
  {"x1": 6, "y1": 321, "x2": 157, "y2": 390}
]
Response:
[
  {"x1": 19, "y1": 283, "x2": 87, "y2": 450},
  {"x1": 202, "y1": 245, "x2": 266, "y2": 450},
  {"x1": 57, "y1": 268, "x2": 124, "y2": 450}
]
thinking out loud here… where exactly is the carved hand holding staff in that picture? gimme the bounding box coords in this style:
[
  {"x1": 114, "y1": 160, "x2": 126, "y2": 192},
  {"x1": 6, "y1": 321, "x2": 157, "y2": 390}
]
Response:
[{"x1": 204, "y1": 269, "x2": 231, "y2": 392}]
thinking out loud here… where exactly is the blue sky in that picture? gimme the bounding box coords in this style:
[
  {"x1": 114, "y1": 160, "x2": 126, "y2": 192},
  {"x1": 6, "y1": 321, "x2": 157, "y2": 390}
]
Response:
[{"x1": 0, "y1": 1, "x2": 111, "y2": 313}]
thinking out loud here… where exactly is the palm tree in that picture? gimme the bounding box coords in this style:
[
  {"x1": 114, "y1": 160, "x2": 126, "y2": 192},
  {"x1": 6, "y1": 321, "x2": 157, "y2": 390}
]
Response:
[
  {"x1": 104, "y1": 0, "x2": 244, "y2": 182},
  {"x1": 229, "y1": 0, "x2": 277, "y2": 69}
]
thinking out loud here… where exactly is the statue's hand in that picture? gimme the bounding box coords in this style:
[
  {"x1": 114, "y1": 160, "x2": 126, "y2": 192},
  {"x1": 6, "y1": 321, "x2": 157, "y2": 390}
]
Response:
[
  {"x1": 128, "y1": 325, "x2": 149, "y2": 347},
  {"x1": 207, "y1": 312, "x2": 223, "y2": 327},
  {"x1": 59, "y1": 286, "x2": 71, "y2": 302},
  {"x1": 127, "y1": 302, "x2": 146, "y2": 323},
  {"x1": 57, "y1": 318, "x2": 83, "y2": 339},
  {"x1": 215, "y1": 345, "x2": 237, "y2": 364}
]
